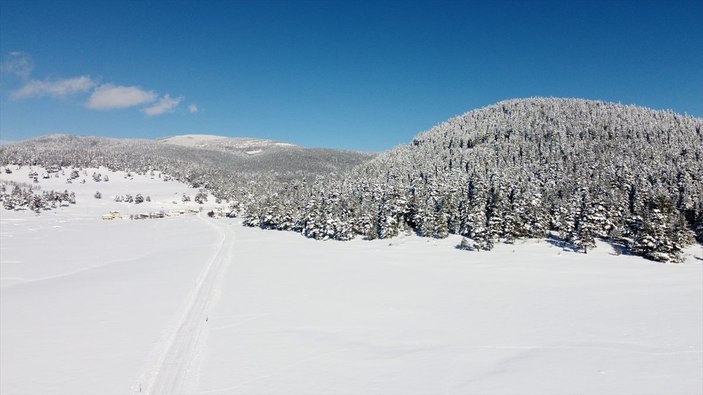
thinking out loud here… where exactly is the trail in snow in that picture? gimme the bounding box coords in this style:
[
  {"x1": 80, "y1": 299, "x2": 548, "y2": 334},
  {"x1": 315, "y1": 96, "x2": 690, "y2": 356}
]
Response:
[{"x1": 136, "y1": 213, "x2": 235, "y2": 395}]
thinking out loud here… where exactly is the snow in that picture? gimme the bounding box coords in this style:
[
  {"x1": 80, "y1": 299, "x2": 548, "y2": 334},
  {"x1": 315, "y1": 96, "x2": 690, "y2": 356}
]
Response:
[
  {"x1": 196, "y1": 230, "x2": 703, "y2": 395},
  {"x1": 1, "y1": 166, "x2": 702, "y2": 394},
  {"x1": 1, "y1": 166, "x2": 223, "y2": 394}
]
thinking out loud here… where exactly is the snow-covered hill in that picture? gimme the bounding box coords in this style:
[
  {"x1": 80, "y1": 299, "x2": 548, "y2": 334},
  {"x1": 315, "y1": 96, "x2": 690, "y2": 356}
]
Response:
[
  {"x1": 1, "y1": 165, "x2": 701, "y2": 394},
  {"x1": 244, "y1": 98, "x2": 703, "y2": 263},
  {"x1": 0, "y1": 133, "x2": 376, "y2": 207}
]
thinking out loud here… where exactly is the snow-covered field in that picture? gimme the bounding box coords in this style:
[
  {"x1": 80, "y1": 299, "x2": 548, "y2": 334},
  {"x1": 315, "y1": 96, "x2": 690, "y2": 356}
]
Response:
[
  {"x1": 1, "y1": 166, "x2": 702, "y2": 395},
  {"x1": 0, "y1": 166, "x2": 226, "y2": 394}
]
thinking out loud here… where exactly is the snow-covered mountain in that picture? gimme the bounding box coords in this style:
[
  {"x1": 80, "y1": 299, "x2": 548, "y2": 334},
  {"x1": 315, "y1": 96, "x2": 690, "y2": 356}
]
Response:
[
  {"x1": 1, "y1": 133, "x2": 373, "y2": 172},
  {"x1": 0, "y1": 133, "x2": 376, "y2": 204},
  {"x1": 244, "y1": 98, "x2": 703, "y2": 262},
  {"x1": 157, "y1": 134, "x2": 374, "y2": 171}
]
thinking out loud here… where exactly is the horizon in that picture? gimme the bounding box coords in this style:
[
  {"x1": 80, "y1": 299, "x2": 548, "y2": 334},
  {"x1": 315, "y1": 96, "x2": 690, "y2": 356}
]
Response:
[{"x1": 1, "y1": 0, "x2": 701, "y2": 151}]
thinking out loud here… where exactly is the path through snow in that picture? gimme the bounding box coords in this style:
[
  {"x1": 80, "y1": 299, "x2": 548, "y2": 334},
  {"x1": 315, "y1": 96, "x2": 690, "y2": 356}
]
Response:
[{"x1": 137, "y1": 213, "x2": 235, "y2": 394}]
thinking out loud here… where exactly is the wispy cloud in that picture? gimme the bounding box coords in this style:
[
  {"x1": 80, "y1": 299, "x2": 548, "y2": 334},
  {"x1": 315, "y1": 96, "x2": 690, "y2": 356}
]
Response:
[
  {"x1": 143, "y1": 94, "x2": 183, "y2": 116},
  {"x1": 0, "y1": 52, "x2": 34, "y2": 80},
  {"x1": 10, "y1": 76, "x2": 95, "y2": 99},
  {"x1": 87, "y1": 84, "x2": 156, "y2": 110},
  {"x1": 3, "y1": 52, "x2": 195, "y2": 116}
]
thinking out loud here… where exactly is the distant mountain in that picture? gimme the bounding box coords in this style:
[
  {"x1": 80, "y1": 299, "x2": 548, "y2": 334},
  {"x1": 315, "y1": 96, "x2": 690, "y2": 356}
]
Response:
[
  {"x1": 160, "y1": 134, "x2": 296, "y2": 153},
  {"x1": 156, "y1": 134, "x2": 374, "y2": 174},
  {"x1": 243, "y1": 98, "x2": 703, "y2": 262},
  {"x1": 0, "y1": 133, "x2": 375, "y2": 204}
]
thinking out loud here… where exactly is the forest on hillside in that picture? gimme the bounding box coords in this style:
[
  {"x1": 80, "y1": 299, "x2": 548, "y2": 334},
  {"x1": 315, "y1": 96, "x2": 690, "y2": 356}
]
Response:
[{"x1": 243, "y1": 98, "x2": 703, "y2": 263}]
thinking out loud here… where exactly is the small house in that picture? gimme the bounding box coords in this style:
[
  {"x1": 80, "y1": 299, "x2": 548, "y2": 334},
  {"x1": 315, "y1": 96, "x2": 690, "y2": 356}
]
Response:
[{"x1": 101, "y1": 211, "x2": 122, "y2": 220}]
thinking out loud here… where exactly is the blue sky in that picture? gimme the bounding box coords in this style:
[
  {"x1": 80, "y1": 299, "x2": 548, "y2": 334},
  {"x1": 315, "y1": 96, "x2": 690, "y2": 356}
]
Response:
[{"x1": 1, "y1": 0, "x2": 701, "y2": 151}]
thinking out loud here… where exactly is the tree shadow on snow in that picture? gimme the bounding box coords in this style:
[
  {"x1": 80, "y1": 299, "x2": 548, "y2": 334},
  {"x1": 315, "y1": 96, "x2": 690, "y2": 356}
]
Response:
[
  {"x1": 606, "y1": 239, "x2": 634, "y2": 257},
  {"x1": 544, "y1": 234, "x2": 634, "y2": 256},
  {"x1": 545, "y1": 235, "x2": 580, "y2": 252}
]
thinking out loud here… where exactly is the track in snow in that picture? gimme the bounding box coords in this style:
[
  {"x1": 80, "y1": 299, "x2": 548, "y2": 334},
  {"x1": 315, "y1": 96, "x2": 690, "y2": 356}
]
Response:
[{"x1": 136, "y1": 214, "x2": 235, "y2": 394}]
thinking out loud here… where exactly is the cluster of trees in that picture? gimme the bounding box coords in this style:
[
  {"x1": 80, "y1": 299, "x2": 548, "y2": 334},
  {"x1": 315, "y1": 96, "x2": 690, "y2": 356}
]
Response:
[
  {"x1": 0, "y1": 182, "x2": 76, "y2": 212},
  {"x1": 92, "y1": 172, "x2": 108, "y2": 182},
  {"x1": 114, "y1": 193, "x2": 150, "y2": 204},
  {"x1": 242, "y1": 99, "x2": 702, "y2": 262},
  {"x1": 194, "y1": 190, "x2": 208, "y2": 204}
]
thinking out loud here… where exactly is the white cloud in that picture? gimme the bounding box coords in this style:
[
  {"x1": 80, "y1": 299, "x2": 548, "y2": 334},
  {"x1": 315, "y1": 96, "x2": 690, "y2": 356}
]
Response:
[
  {"x1": 87, "y1": 84, "x2": 156, "y2": 110},
  {"x1": 143, "y1": 94, "x2": 183, "y2": 116},
  {"x1": 10, "y1": 76, "x2": 95, "y2": 99},
  {"x1": 0, "y1": 52, "x2": 34, "y2": 79},
  {"x1": 3, "y1": 54, "x2": 187, "y2": 116},
  {"x1": 188, "y1": 103, "x2": 199, "y2": 113}
]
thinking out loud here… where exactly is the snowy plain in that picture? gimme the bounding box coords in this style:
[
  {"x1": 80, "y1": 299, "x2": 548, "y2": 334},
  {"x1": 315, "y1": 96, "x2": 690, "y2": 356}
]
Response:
[{"x1": 1, "y1": 166, "x2": 702, "y2": 395}]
